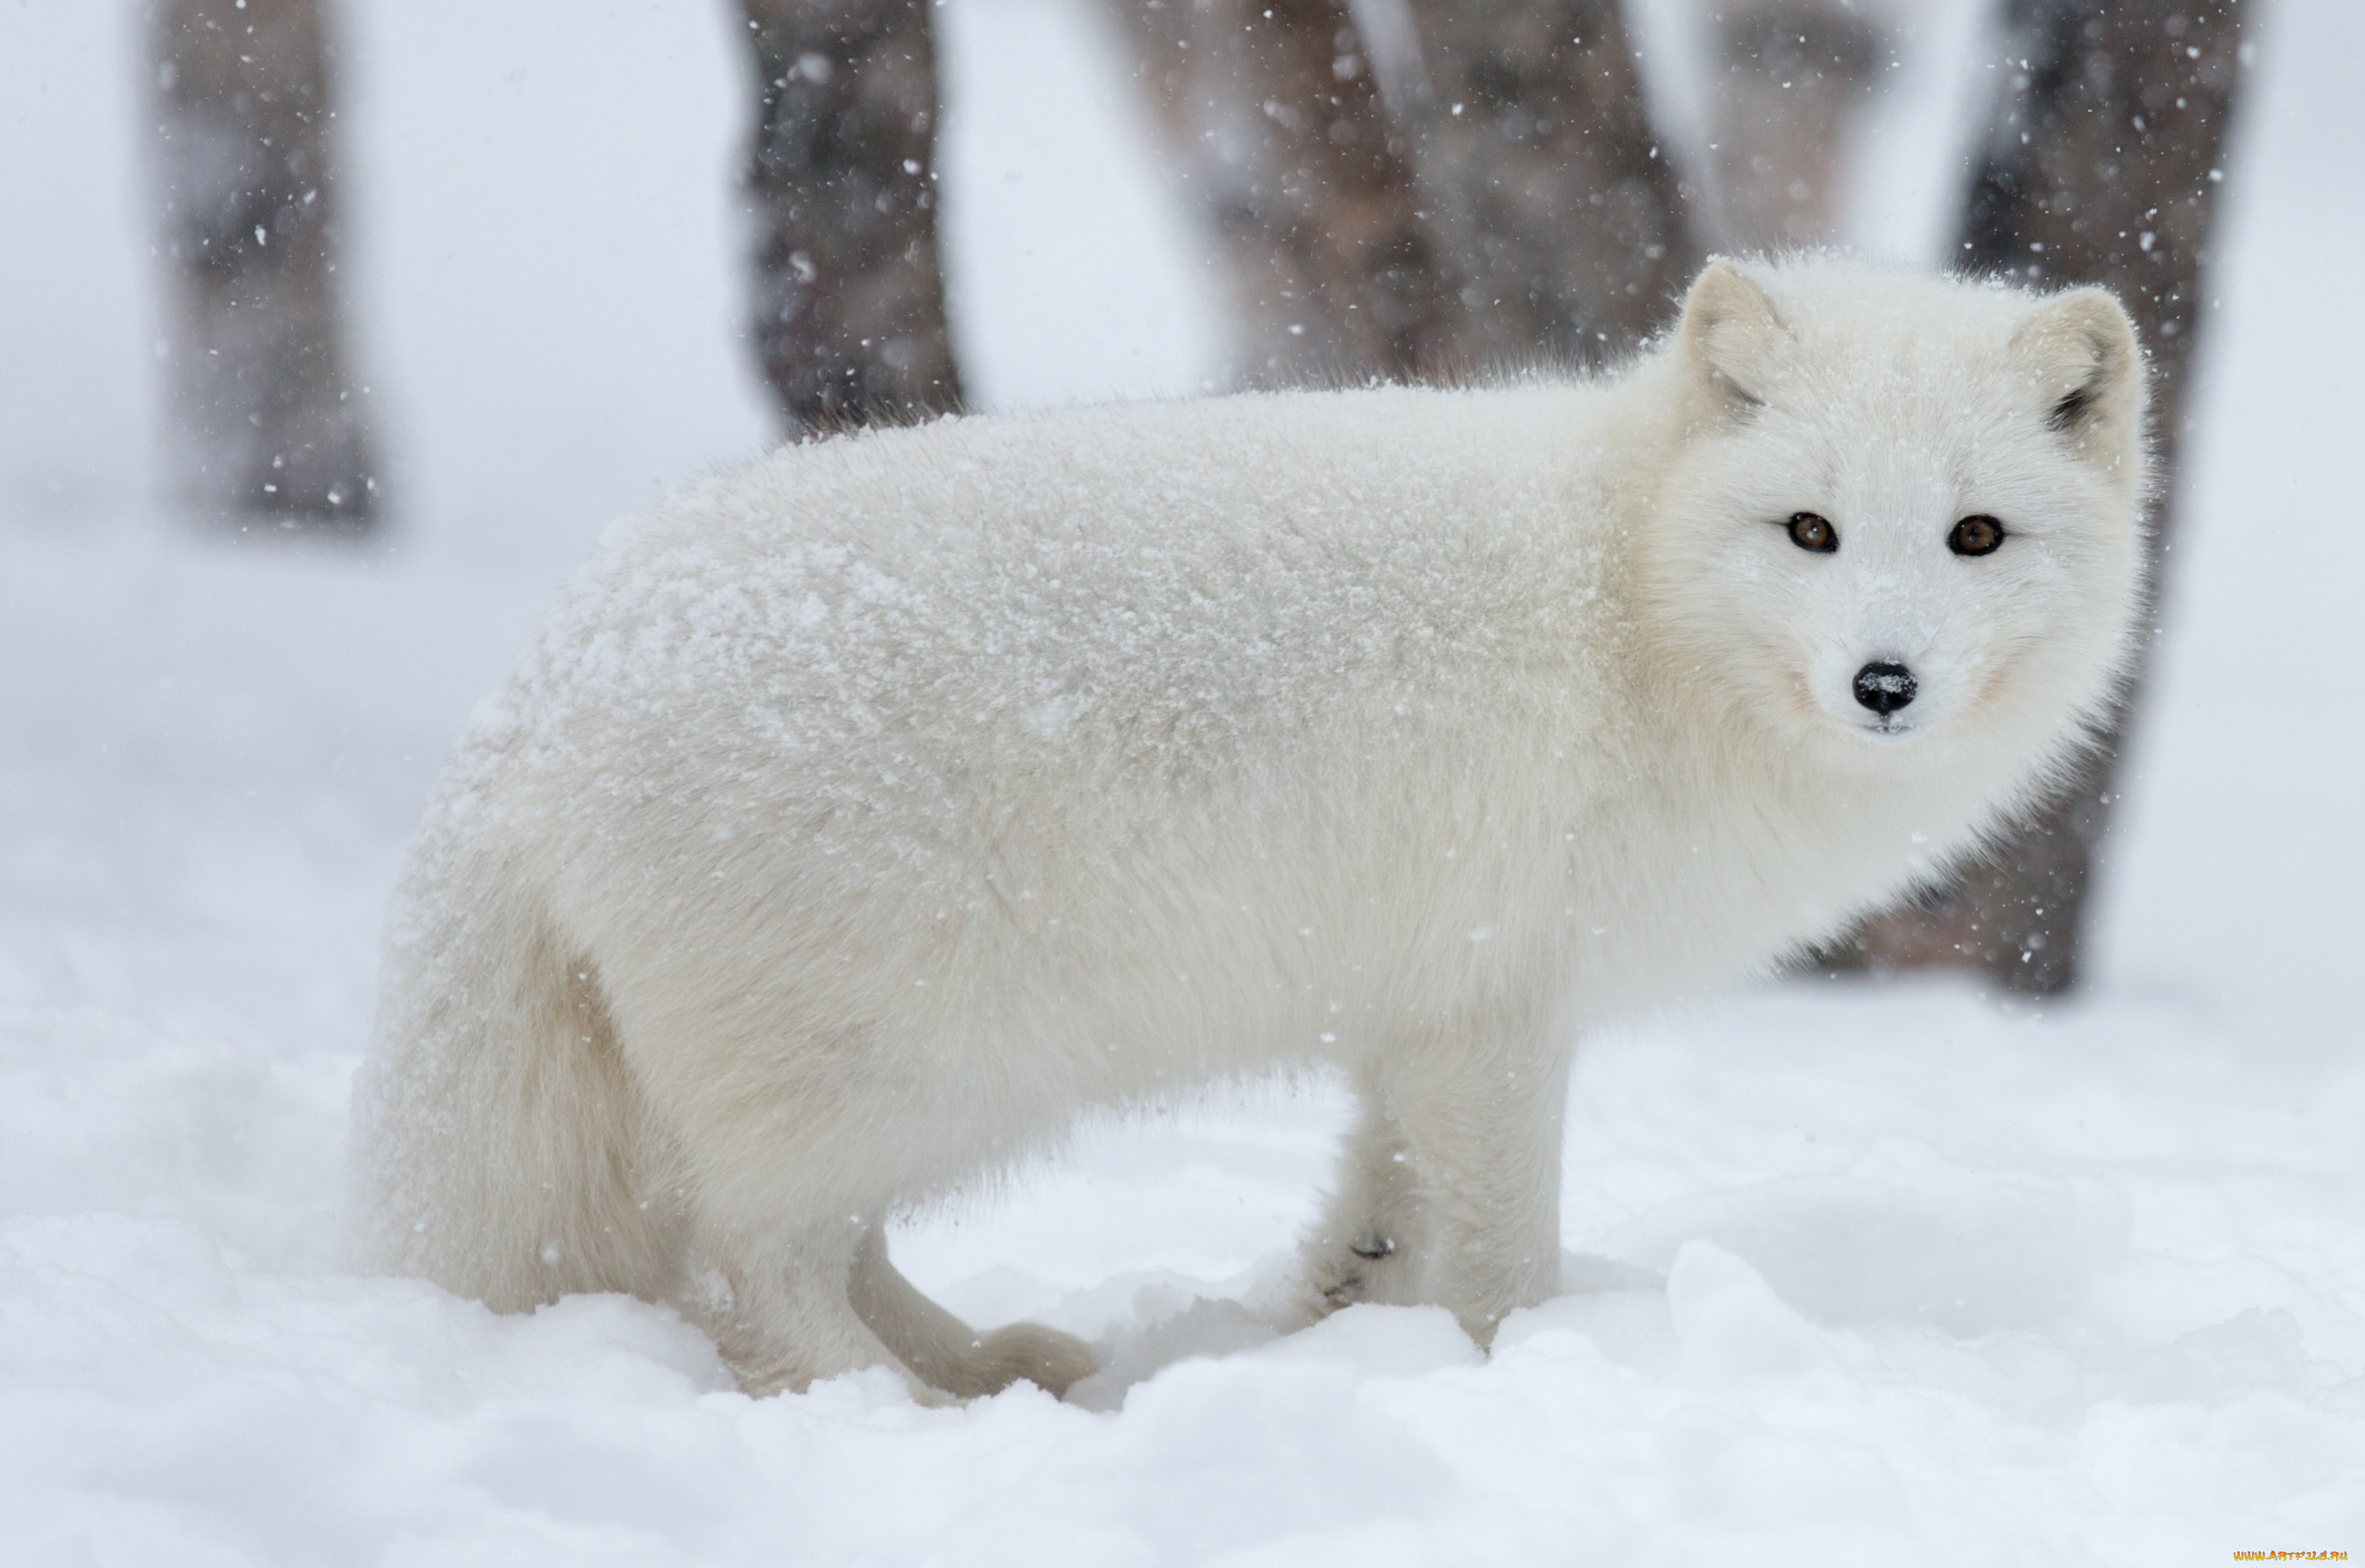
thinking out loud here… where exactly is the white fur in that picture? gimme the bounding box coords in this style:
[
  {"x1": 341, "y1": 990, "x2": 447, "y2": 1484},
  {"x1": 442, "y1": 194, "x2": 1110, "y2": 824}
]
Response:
[{"x1": 344, "y1": 258, "x2": 2150, "y2": 1399}]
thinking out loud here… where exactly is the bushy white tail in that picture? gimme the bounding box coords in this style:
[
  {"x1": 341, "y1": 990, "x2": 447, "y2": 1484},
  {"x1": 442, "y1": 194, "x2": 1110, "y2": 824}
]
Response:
[{"x1": 343, "y1": 844, "x2": 680, "y2": 1310}]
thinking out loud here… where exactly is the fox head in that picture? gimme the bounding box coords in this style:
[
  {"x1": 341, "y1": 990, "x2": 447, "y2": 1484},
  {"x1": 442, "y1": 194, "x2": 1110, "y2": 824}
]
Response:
[{"x1": 1641, "y1": 258, "x2": 2150, "y2": 804}]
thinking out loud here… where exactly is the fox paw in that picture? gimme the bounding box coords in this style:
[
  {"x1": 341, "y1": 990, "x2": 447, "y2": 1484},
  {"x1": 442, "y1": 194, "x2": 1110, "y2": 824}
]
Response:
[
  {"x1": 942, "y1": 1321, "x2": 1097, "y2": 1400},
  {"x1": 1306, "y1": 1231, "x2": 1400, "y2": 1317}
]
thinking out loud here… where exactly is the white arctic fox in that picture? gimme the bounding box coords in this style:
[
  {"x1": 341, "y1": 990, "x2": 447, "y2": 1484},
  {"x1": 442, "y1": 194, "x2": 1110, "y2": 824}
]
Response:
[{"x1": 347, "y1": 259, "x2": 2149, "y2": 1399}]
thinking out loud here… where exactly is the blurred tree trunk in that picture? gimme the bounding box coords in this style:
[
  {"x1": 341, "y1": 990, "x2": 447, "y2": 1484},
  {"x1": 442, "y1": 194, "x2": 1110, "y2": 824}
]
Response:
[
  {"x1": 752, "y1": 0, "x2": 1698, "y2": 402},
  {"x1": 1698, "y1": 0, "x2": 1886, "y2": 252},
  {"x1": 1836, "y1": 0, "x2": 2255, "y2": 994},
  {"x1": 1387, "y1": 0, "x2": 1703, "y2": 370},
  {"x1": 1115, "y1": 0, "x2": 1698, "y2": 381},
  {"x1": 1113, "y1": 0, "x2": 1464, "y2": 383},
  {"x1": 151, "y1": 0, "x2": 377, "y2": 526},
  {"x1": 1112, "y1": 0, "x2": 1466, "y2": 380},
  {"x1": 740, "y1": 0, "x2": 963, "y2": 434}
]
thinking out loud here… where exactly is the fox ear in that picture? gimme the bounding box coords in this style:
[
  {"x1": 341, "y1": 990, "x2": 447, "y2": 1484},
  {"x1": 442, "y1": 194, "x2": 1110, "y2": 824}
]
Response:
[
  {"x1": 1678, "y1": 260, "x2": 1791, "y2": 411},
  {"x1": 2010, "y1": 286, "x2": 2145, "y2": 449}
]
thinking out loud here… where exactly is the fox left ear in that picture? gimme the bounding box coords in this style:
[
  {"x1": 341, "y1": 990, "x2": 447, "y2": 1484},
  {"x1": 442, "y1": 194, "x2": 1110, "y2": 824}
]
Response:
[
  {"x1": 2009, "y1": 286, "x2": 2146, "y2": 452},
  {"x1": 1678, "y1": 260, "x2": 1792, "y2": 413}
]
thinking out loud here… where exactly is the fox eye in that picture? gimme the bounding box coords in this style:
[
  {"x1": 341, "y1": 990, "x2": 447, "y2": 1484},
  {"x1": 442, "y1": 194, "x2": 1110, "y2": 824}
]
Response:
[
  {"x1": 1949, "y1": 514, "x2": 2007, "y2": 556},
  {"x1": 1785, "y1": 512, "x2": 1837, "y2": 553}
]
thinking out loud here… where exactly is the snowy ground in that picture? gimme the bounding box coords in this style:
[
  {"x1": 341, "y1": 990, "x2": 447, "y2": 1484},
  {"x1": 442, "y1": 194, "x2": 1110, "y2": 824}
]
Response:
[{"x1": 4, "y1": 1, "x2": 2362, "y2": 1563}]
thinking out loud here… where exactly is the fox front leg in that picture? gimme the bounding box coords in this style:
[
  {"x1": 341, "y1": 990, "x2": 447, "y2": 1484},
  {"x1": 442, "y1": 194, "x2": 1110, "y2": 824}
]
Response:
[
  {"x1": 1302, "y1": 1071, "x2": 1426, "y2": 1317},
  {"x1": 1306, "y1": 1025, "x2": 1571, "y2": 1344}
]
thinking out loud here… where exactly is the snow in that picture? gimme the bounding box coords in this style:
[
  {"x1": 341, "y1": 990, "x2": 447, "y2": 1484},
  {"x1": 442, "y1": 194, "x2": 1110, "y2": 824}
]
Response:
[{"x1": 3, "y1": 0, "x2": 2362, "y2": 1562}]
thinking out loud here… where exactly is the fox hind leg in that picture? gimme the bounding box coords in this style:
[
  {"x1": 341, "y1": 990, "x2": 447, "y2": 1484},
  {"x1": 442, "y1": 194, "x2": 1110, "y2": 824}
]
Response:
[{"x1": 678, "y1": 1216, "x2": 941, "y2": 1402}]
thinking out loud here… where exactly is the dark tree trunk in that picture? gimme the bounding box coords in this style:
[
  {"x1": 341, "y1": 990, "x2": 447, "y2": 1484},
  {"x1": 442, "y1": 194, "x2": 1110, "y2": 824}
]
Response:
[
  {"x1": 1116, "y1": 0, "x2": 1698, "y2": 381},
  {"x1": 151, "y1": 0, "x2": 377, "y2": 526},
  {"x1": 1112, "y1": 0, "x2": 1464, "y2": 383},
  {"x1": 1392, "y1": 0, "x2": 1703, "y2": 370},
  {"x1": 740, "y1": 0, "x2": 963, "y2": 434},
  {"x1": 1698, "y1": 0, "x2": 1886, "y2": 252},
  {"x1": 749, "y1": 0, "x2": 1694, "y2": 406},
  {"x1": 1837, "y1": 0, "x2": 2255, "y2": 994}
]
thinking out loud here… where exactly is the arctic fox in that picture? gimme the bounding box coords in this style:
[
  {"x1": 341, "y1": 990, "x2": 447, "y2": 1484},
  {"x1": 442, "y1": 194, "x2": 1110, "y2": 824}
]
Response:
[{"x1": 347, "y1": 259, "x2": 2148, "y2": 1400}]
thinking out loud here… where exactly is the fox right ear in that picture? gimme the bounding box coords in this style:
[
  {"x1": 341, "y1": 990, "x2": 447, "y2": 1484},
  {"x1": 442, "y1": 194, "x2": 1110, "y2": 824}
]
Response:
[
  {"x1": 2009, "y1": 286, "x2": 2146, "y2": 452},
  {"x1": 1678, "y1": 260, "x2": 1791, "y2": 412}
]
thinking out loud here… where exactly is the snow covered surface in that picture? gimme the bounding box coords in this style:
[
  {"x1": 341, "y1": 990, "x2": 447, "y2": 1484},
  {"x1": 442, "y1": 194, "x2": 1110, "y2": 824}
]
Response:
[{"x1": 4, "y1": 1, "x2": 2361, "y2": 1562}]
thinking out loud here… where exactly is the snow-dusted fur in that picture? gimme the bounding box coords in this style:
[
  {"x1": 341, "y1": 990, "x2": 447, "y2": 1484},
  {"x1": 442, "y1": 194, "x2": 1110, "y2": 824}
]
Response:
[{"x1": 345, "y1": 259, "x2": 2150, "y2": 1399}]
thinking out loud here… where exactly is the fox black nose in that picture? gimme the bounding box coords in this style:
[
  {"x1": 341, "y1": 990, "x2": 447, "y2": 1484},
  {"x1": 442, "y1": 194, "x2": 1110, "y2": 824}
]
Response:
[{"x1": 1853, "y1": 661, "x2": 1917, "y2": 715}]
